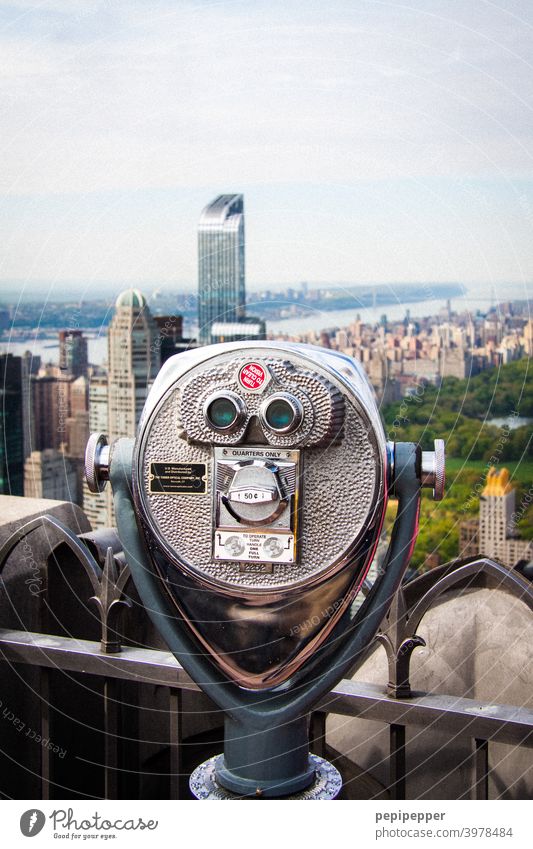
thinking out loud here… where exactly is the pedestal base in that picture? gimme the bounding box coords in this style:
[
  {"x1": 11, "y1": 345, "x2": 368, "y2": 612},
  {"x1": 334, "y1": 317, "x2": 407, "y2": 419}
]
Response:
[{"x1": 189, "y1": 753, "x2": 342, "y2": 800}]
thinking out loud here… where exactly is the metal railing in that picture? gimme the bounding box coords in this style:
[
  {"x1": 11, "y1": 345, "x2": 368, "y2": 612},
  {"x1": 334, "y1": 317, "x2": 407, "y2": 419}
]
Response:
[{"x1": 1, "y1": 515, "x2": 532, "y2": 800}]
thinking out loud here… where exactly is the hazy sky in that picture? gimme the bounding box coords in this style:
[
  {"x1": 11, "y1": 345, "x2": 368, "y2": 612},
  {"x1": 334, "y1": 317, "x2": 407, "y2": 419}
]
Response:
[{"x1": 1, "y1": 0, "x2": 533, "y2": 295}]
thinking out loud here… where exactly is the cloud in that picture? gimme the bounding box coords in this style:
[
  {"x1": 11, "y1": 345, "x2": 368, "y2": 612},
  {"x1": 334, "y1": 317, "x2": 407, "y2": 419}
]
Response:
[
  {"x1": 0, "y1": 0, "x2": 532, "y2": 283},
  {"x1": 1, "y1": 1, "x2": 533, "y2": 195}
]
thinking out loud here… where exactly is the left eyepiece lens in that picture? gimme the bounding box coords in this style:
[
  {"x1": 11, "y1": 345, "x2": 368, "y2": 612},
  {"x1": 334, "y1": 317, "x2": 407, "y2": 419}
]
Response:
[{"x1": 204, "y1": 392, "x2": 245, "y2": 433}]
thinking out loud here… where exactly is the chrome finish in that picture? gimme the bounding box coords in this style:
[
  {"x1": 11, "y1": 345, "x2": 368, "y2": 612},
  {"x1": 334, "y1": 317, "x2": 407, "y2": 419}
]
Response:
[
  {"x1": 173, "y1": 347, "x2": 346, "y2": 449},
  {"x1": 221, "y1": 458, "x2": 286, "y2": 526},
  {"x1": 132, "y1": 341, "x2": 388, "y2": 689},
  {"x1": 421, "y1": 438, "x2": 446, "y2": 501},
  {"x1": 203, "y1": 390, "x2": 247, "y2": 434},
  {"x1": 228, "y1": 487, "x2": 277, "y2": 504},
  {"x1": 386, "y1": 441, "x2": 395, "y2": 492},
  {"x1": 85, "y1": 432, "x2": 110, "y2": 493},
  {"x1": 259, "y1": 392, "x2": 304, "y2": 434}
]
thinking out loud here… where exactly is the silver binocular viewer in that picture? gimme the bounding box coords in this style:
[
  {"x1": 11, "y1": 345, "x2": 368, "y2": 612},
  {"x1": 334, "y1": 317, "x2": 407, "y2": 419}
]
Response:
[{"x1": 86, "y1": 341, "x2": 444, "y2": 798}]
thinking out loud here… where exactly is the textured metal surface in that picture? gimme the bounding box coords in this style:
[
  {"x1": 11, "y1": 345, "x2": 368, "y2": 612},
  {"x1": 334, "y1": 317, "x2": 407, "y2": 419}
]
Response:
[
  {"x1": 189, "y1": 754, "x2": 342, "y2": 799},
  {"x1": 178, "y1": 355, "x2": 345, "y2": 448},
  {"x1": 84, "y1": 432, "x2": 109, "y2": 493},
  {"x1": 421, "y1": 438, "x2": 446, "y2": 501},
  {"x1": 137, "y1": 352, "x2": 381, "y2": 591},
  {"x1": 117, "y1": 342, "x2": 393, "y2": 691},
  {"x1": 128, "y1": 342, "x2": 388, "y2": 688}
]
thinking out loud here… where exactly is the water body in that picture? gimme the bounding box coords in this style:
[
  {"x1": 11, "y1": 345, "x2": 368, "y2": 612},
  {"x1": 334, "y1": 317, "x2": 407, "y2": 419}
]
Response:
[
  {"x1": 265, "y1": 284, "x2": 531, "y2": 337},
  {"x1": 2, "y1": 334, "x2": 110, "y2": 367},
  {"x1": 1, "y1": 282, "x2": 530, "y2": 366},
  {"x1": 487, "y1": 417, "x2": 533, "y2": 430}
]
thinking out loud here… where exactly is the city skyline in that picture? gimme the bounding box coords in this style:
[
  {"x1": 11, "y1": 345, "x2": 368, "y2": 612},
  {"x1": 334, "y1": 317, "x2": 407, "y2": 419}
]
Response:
[
  {"x1": 0, "y1": 1, "x2": 532, "y2": 811},
  {"x1": 1, "y1": 1, "x2": 533, "y2": 293},
  {"x1": 2, "y1": 281, "x2": 531, "y2": 556}
]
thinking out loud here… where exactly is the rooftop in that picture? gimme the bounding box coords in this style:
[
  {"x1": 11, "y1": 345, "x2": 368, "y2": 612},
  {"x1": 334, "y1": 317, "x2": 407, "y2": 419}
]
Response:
[
  {"x1": 483, "y1": 466, "x2": 514, "y2": 496},
  {"x1": 115, "y1": 288, "x2": 147, "y2": 310},
  {"x1": 199, "y1": 194, "x2": 243, "y2": 225}
]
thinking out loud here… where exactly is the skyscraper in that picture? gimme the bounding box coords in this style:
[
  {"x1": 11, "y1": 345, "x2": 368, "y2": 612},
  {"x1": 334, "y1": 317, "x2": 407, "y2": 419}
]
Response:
[
  {"x1": 85, "y1": 289, "x2": 158, "y2": 527},
  {"x1": 66, "y1": 375, "x2": 90, "y2": 506},
  {"x1": 30, "y1": 367, "x2": 72, "y2": 452},
  {"x1": 478, "y1": 467, "x2": 533, "y2": 566},
  {"x1": 83, "y1": 373, "x2": 109, "y2": 529},
  {"x1": 107, "y1": 289, "x2": 159, "y2": 442},
  {"x1": 0, "y1": 353, "x2": 24, "y2": 495},
  {"x1": 459, "y1": 467, "x2": 533, "y2": 567},
  {"x1": 21, "y1": 351, "x2": 40, "y2": 460},
  {"x1": 198, "y1": 194, "x2": 246, "y2": 344},
  {"x1": 24, "y1": 448, "x2": 77, "y2": 502},
  {"x1": 59, "y1": 330, "x2": 88, "y2": 378}
]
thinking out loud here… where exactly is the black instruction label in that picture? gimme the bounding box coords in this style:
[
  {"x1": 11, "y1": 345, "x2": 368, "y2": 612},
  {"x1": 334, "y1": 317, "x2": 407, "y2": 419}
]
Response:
[{"x1": 149, "y1": 462, "x2": 207, "y2": 494}]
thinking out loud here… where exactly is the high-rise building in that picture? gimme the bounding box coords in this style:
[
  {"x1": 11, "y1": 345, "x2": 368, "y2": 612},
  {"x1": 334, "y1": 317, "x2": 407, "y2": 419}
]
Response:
[
  {"x1": 65, "y1": 375, "x2": 90, "y2": 506},
  {"x1": 24, "y1": 448, "x2": 77, "y2": 502},
  {"x1": 0, "y1": 353, "x2": 24, "y2": 495},
  {"x1": 83, "y1": 289, "x2": 158, "y2": 528},
  {"x1": 21, "y1": 351, "x2": 40, "y2": 460},
  {"x1": 153, "y1": 314, "x2": 197, "y2": 363},
  {"x1": 59, "y1": 330, "x2": 88, "y2": 378},
  {"x1": 459, "y1": 467, "x2": 533, "y2": 567},
  {"x1": 30, "y1": 368, "x2": 72, "y2": 452},
  {"x1": 209, "y1": 318, "x2": 266, "y2": 344},
  {"x1": 107, "y1": 289, "x2": 159, "y2": 442},
  {"x1": 83, "y1": 374, "x2": 109, "y2": 529},
  {"x1": 198, "y1": 194, "x2": 246, "y2": 345},
  {"x1": 69, "y1": 374, "x2": 89, "y2": 417}
]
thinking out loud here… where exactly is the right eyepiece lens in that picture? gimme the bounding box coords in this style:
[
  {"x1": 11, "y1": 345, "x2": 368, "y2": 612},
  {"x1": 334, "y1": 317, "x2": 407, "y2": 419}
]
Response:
[
  {"x1": 265, "y1": 399, "x2": 295, "y2": 430},
  {"x1": 206, "y1": 396, "x2": 238, "y2": 430},
  {"x1": 262, "y1": 394, "x2": 302, "y2": 433}
]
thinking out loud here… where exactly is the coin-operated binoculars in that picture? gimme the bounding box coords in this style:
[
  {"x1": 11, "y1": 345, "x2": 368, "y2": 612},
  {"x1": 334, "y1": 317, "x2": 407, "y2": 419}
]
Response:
[{"x1": 85, "y1": 342, "x2": 444, "y2": 799}]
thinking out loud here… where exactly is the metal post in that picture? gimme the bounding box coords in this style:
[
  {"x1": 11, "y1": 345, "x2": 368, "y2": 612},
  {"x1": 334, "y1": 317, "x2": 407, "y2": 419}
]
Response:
[
  {"x1": 217, "y1": 713, "x2": 315, "y2": 797},
  {"x1": 474, "y1": 738, "x2": 489, "y2": 800},
  {"x1": 309, "y1": 712, "x2": 327, "y2": 759},
  {"x1": 104, "y1": 678, "x2": 119, "y2": 799},
  {"x1": 119, "y1": 680, "x2": 140, "y2": 799},
  {"x1": 169, "y1": 688, "x2": 183, "y2": 799},
  {"x1": 389, "y1": 723, "x2": 406, "y2": 800},
  {"x1": 40, "y1": 667, "x2": 50, "y2": 800}
]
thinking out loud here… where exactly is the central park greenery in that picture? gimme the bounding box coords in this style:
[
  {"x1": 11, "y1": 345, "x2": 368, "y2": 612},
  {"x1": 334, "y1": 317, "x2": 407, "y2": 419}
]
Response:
[{"x1": 380, "y1": 359, "x2": 532, "y2": 570}]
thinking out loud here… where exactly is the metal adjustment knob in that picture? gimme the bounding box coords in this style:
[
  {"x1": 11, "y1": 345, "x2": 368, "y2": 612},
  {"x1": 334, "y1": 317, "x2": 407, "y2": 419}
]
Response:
[
  {"x1": 420, "y1": 438, "x2": 446, "y2": 501},
  {"x1": 386, "y1": 441, "x2": 395, "y2": 492},
  {"x1": 85, "y1": 432, "x2": 110, "y2": 493}
]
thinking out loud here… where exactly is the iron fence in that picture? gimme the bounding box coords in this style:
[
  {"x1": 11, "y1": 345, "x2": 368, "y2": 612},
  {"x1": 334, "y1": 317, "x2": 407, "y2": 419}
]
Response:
[{"x1": 0, "y1": 515, "x2": 532, "y2": 800}]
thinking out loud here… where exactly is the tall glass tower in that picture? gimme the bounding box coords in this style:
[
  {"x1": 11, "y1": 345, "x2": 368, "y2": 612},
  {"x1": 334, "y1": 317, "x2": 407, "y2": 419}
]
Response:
[
  {"x1": 198, "y1": 194, "x2": 245, "y2": 345},
  {"x1": 0, "y1": 353, "x2": 24, "y2": 495}
]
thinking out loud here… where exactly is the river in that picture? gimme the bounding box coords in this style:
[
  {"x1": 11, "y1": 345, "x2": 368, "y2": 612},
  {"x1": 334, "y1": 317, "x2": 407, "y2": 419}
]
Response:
[{"x1": 1, "y1": 282, "x2": 530, "y2": 367}]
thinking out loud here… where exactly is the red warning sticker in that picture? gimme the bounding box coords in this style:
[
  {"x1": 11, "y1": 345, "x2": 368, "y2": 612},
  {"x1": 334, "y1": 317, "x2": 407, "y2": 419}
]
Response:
[{"x1": 238, "y1": 362, "x2": 267, "y2": 391}]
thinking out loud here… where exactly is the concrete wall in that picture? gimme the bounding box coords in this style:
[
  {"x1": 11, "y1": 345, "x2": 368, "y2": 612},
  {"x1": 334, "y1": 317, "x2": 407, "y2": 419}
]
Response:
[{"x1": 328, "y1": 586, "x2": 533, "y2": 799}]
